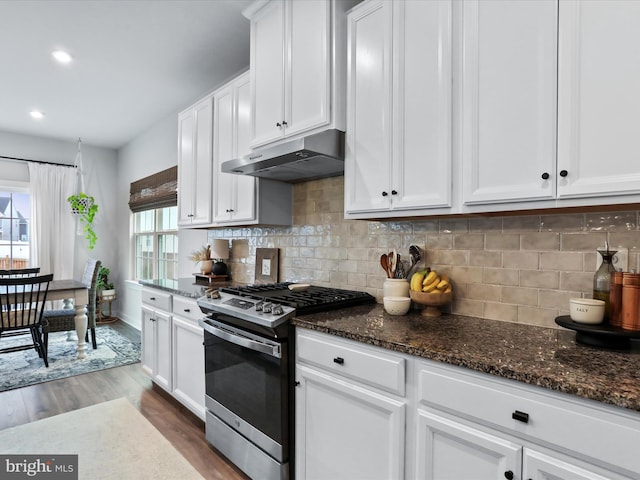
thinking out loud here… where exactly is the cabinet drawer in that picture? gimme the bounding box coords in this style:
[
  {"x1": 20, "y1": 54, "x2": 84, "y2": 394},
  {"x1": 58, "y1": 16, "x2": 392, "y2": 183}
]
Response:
[
  {"x1": 297, "y1": 331, "x2": 405, "y2": 396},
  {"x1": 416, "y1": 360, "x2": 640, "y2": 475},
  {"x1": 172, "y1": 296, "x2": 201, "y2": 323},
  {"x1": 142, "y1": 288, "x2": 172, "y2": 311}
]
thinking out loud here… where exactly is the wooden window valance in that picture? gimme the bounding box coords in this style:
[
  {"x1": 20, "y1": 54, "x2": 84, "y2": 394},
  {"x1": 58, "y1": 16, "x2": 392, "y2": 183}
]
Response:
[{"x1": 128, "y1": 166, "x2": 177, "y2": 212}]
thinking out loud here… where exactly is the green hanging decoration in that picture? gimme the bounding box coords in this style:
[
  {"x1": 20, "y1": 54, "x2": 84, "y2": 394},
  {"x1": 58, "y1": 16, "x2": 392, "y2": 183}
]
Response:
[{"x1": 68, "y1": 138, "x2": 99, "y2": 249}]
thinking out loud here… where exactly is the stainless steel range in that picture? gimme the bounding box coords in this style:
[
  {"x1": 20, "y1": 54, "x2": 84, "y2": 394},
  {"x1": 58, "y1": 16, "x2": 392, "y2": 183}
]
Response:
[{"x1": 197, "y1": 282, "x2": 375, "y2": 480}]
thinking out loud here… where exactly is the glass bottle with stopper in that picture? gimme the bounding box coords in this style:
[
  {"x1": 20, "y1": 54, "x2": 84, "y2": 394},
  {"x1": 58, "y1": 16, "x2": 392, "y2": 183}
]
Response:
[{"x1": 593, "y1": 242, "x2": 617, "y2": 322}]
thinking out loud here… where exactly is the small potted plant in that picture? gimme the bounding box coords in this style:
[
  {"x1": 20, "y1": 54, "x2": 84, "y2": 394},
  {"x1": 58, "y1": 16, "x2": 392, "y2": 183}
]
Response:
[
  {"x1": 190, "y1": 244, "x2": 213, "y2": 274},
  {"x1": 68, "y1": 192, "x2": 98, "y2": 250},
  {"x1": 96, "y1": 266, "x2": 115, "y2": 298}
]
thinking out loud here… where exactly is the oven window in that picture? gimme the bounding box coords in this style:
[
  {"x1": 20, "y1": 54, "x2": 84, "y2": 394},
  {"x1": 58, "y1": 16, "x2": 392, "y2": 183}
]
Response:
[{"x1": 204, "y1": 333, "x2": 287, "y2": 444}]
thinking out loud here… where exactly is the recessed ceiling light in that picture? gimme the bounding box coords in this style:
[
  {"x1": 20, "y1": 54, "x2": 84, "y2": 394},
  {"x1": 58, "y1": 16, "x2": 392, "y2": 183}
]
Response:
[
  {"x1": 52, "y1": 50, "x2": 73, "y2": 64},
  {"x1": 30, "y1": 110, "x2": 45, "y2": 119}
]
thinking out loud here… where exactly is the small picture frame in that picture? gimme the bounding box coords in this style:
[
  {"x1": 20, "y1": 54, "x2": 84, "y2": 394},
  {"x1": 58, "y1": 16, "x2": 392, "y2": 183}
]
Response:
[{"x1": 255, "y1": 248, "x2": 279, "y2": 284}]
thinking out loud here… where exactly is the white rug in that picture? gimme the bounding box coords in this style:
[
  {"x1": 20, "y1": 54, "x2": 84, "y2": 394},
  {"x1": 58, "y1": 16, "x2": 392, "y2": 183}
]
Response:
[{"x1": 0, "y1": 398, "x2": 204, "y2": 479}]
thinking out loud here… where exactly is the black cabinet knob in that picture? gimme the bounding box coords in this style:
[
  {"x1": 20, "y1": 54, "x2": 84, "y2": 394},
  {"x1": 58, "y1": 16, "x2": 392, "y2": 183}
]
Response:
[
  {"x1": 276, "y1": 122, "x2": 281, "y2": 127},
  {"x1": 559, "y1": 169, "x2": 568, "y2": 177},
  {"x1": 333, "y1": 357, "x2": 345, "y2": 365},
  {"x1": 282, "y1": 120, "x2": 288, "y2": 126},
  {"x1": 541, "y1": 172, "x2": 550, "y2": 180},
  {"x1": 504, "y1": 471, "x2": 514, "y2": 480},
  {"x1": 391, "y1": 190, "x2": 398, "y2": 195},
  {"x1": 382, "y1": 191, "x2": 388, "y2": 197}
]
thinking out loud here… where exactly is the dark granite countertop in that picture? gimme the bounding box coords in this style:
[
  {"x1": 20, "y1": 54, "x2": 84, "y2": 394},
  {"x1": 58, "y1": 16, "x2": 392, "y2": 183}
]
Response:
[
  {"x1": 293, "y1": 304, "x2": 640, "y2": 413},
  {"x1": 139, "y1": 278, "x2": 217, "y2": 299}
]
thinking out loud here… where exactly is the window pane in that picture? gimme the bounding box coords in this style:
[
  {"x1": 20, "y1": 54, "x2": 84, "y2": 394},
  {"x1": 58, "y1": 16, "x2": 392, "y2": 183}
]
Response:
[
  {"x1": 135, "y1": 210, "x2": 155, "y2": 233},
  {"x1": 157, "y1": 206, "x2": 177, "y2": 231},
  {"x1": 158, "y1": 234, "x2": 179, "y2": 281},
  {"x1": 135, "y1": 234, "x2": 154, "y2": 280},
  {"x1": 0, "y1": 190, "x2": 30, "y2": 269}
]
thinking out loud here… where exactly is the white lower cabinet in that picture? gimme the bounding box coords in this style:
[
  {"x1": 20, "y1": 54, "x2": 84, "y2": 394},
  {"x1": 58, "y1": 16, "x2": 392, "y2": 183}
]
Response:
[
  {"x1": 295, "y1": 330, "x2": 406, "y2": 480},
  {"x1": 295, "y1": 329, "x2": 639, "y2": 480},
  {"x1": 141, "y1": 288, "x2": 205, "y2": 420}
]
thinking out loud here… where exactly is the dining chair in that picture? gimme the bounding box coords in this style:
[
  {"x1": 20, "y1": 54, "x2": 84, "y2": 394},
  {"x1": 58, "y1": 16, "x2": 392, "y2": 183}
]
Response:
[
  {"x1": 0, "y1": 273, "x2": 54, "y2": 367},
  {"x1": 42, "y1": 259, "x2": 101, "y2": 351},
  {"x1": 0, "y1": 268, "x2": 41, "y2": 278}
]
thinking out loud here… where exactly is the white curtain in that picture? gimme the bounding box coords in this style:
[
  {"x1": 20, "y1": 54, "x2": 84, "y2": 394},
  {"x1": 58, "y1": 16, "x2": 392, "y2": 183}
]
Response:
[{"x1": 28, "y1": 163, "x2": 76, "y2": 279}]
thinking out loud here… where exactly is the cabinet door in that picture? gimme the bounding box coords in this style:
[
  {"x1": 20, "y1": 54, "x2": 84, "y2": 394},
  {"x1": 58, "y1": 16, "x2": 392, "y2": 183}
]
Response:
[
  {"x1": 344, "y1": 0, "x2": 393, "y2": 213},
  {"x1": 213, "y1": 85, "x2": 236, "y2": 222},
  {"x1": 415, "y1": 409, "x2": 522, "y2": 480},
  {"x1": 192, "y1": 97, "x2": 214, "y2": 224},
  {"x1": 296, "y1": 365, "x2": 405, "y2": 480},
  {"x1": 177, "y1": 109, "x2": 195, "y2": 225},
  {"x1": 523, "y1": 448, "x2": 618, "y2": 480},
  {"x1": 153, "y1": 309, "x2": 172, "y2": 391},
  {"x1": 251, "y1": 0, "x2": 286, "y2": 147},
  {"x1": 461, "y1": 0, "x2": 557, "y2": 204},
  {"x1": 172, "y1": 316, "x2": 205, "y2": 420},
  {"x1": 230, "y1": 74, "x2": 257, "y2": 222},
  {"x1": 557, "y1": 1, "x2": 640, "y2": 198},
  {"x1": 392, "y1": 0, "x2": 452, "y2": 210},
  {"x1": 286, "y1": 0, "x2": 331, "y2": 137},
  {"x1": 141, "y1": 305, "x2": 155, "y2": 377}
]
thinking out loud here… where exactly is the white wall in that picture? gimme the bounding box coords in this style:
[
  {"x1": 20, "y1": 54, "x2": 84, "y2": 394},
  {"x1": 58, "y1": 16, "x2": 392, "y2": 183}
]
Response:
[
  {"x1": 116, "y1": 111, "x2": 207, "y2": 329},
  {"x1": 0, "y1": 130, "x2": 119, "y2": 281}
]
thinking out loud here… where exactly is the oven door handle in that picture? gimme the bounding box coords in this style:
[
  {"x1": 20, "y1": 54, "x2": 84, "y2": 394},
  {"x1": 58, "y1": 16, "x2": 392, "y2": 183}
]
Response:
[{"x1": 201, "y1": 322, "x2": 281, "y2": 358}]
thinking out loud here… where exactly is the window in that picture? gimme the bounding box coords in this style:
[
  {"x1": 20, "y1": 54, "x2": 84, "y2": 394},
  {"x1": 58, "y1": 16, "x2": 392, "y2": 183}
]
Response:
[
  {"x1": 0, "y1": 190, "x2": 30, "y2": 269},
  {"x1": 133, "y1": 206, "x2": 178, "y2": 281}
]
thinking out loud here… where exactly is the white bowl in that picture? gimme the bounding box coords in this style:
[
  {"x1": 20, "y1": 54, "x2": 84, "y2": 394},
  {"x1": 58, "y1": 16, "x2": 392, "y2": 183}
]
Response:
[
  {"x1": 383, "y1": 296, "x2": 411, "y2": 316},
  {"x1": 569, "y1": 298, "x2": 605, "y2": 324}
]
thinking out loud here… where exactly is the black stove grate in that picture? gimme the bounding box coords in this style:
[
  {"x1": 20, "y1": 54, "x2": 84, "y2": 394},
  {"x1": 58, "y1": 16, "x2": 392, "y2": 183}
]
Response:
[{"x1": 219, "y1": 282, "x2": 375, "y2": 315}]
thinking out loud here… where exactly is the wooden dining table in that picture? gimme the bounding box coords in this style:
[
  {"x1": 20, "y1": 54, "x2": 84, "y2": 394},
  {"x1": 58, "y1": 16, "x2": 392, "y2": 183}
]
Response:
[{"x1": 47, "y1": 279, "x2": 90, "y2": 359}]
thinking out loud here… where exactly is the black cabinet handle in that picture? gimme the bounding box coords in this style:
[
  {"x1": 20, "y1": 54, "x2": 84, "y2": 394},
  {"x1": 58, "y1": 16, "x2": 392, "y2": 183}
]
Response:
[
  {"x1": 559, "y1": 169, "x2": 568, "y2": 177},
  {"x1": 149, "y1": 297, "x2": 156, "y2": 301},
  {"x1": 504, "y1": 471, "x2": 514, "y2": 480},
  {"x1": 276, "y1": 122, "x2": 281, "y2": 127},
  {"x1": 512, "y1": 410, "x2": 529, "y2": 424},
  {"x1": 391, "y1": 190, "x2": 398, "y2": 195},
  {"x1": 184, "y1": 309, "x2": 190, "y2": 313},
  {"x1": 282, "y1": 120, "x2": 288, "y2": 126},
  {"x1": 294, "y1": 381, "x2": 300, "y2": 387},
  {"x1": 333, "y1": 357, "x2": 344, "y2": 365},
  {"x1": 541, "y1": 172, "x2": 550, "y2": 180},
  {"x1": 188, "y1": 213, "x2": 194, "y2": 218},
  {"x1": 382, "y1": 191, "x2": 388, "y2": 197}
]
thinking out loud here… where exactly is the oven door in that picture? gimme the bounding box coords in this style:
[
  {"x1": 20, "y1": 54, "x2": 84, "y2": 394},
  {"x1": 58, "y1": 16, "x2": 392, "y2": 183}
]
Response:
[{"x1": 201, "y1": 317, "x2": 289, "y2": 462}]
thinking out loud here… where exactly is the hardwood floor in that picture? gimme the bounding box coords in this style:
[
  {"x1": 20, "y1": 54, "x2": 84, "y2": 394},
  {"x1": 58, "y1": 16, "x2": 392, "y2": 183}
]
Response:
[{"x1": 0, "y1": 321, "x2": 249, "y2": 480}]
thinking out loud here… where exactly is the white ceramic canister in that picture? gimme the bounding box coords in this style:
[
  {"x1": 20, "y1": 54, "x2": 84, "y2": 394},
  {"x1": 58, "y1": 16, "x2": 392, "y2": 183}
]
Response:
[{"x1": 383, "y1": 278, "x2": 410, "y2": 298}]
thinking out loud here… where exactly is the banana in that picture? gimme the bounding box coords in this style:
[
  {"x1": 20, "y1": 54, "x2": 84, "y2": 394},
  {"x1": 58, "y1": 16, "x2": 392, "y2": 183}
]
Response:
[
  {"x1": 444, "y1": 286, "x2": 452, "y2": 294},
  {"x1": 422, "y1": 271, "x2": 438, "y2": 286},
  {"x1": 410, "y1": 270, "x2": 427, "y2": 292},
  {"x1": 422, "y1": 276, "x2": 440, "y2": 293},
  {"x1": 436, "y1": 279, "x2": 450, "y2": 291}
]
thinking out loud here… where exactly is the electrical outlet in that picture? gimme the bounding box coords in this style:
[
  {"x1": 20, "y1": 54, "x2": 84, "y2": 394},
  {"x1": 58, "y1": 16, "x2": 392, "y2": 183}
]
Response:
[{"x1": 595, "y1": 247, "x2": 628, "y2": 272}]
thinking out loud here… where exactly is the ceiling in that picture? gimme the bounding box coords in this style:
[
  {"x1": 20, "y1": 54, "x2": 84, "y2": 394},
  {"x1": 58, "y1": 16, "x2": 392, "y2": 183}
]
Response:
[{"x1": 0, "y1": 0, "x2": 253, "y2": 149}]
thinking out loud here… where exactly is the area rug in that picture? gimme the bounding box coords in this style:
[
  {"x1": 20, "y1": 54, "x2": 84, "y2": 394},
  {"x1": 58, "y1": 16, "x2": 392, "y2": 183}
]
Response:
[
  {"x1": 0, "y1": 326, "x2": 141, "y2": 392},
  {"x1": 0, "y1": 397, "x2": 204, "y2": 479}
]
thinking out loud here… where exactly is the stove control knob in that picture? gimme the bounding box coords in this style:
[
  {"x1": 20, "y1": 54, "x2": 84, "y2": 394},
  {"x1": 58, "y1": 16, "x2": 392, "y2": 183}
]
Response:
[
  {"x1": 255, "y1": 301, "x2": 264, "y2": 312},
  {"x1": 262, "y1": 302, "x2": 273, "y2": 313},
  {"x1": 272, "y1": 305, "x2": 284, "y2": 315}
]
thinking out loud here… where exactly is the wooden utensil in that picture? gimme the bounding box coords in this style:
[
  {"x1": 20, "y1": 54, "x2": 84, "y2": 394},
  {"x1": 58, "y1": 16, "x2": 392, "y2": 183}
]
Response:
[
  {"x1": 389, "y1": 250, "x2": 397, "y2": 278},
  {"x1": 380, "y1": 254, "x2": 391, "y2": 278}
]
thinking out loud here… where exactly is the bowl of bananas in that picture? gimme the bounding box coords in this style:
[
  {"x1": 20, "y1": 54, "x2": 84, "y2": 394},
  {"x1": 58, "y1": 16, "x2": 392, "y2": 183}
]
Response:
[{"x1": 409, "y1": 269, "x2": 453, "y2": 317}]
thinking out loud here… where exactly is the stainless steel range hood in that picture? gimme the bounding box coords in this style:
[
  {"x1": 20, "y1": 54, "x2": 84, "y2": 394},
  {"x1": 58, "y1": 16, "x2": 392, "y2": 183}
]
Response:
[{"x1": 221, "y1": 129, "x2": 344, "y2": 183}]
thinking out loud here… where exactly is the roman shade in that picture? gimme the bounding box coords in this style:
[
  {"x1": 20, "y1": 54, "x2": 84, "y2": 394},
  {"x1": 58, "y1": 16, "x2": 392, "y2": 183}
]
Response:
[{"x1": 128, "y1": 166, "x2": 177, "y2": 212}]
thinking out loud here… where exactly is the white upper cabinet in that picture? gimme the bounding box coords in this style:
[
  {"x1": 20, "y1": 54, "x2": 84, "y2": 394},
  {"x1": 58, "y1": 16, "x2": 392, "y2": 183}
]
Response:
[
  {"x1": 178, "y1": 95, "x2": 214, "y2": 226},
  {"x1": 212, "y1": 72, "x2": 258, "y2": 224},
  {"x1": 461, "y1": 0, "x2": 558, "y2": 205},
  {"x1": 345, "y1": 0, "x2": 453, "y2": 217},
  {"x1": 557, "y1": 0, "x2": 640, "y2": 199},
  {"x1": 246, "y1": 0, "x2": 350, "y2": 149}
]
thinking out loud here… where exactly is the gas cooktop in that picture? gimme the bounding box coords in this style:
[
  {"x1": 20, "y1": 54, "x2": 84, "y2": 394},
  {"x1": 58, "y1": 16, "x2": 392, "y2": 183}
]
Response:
[
  {"x1": 219, "y1": 282, "x2": 376, "y2": 315},
  {"x1": 197, "y1": 282, "x2": 375, "y2": 329}
]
